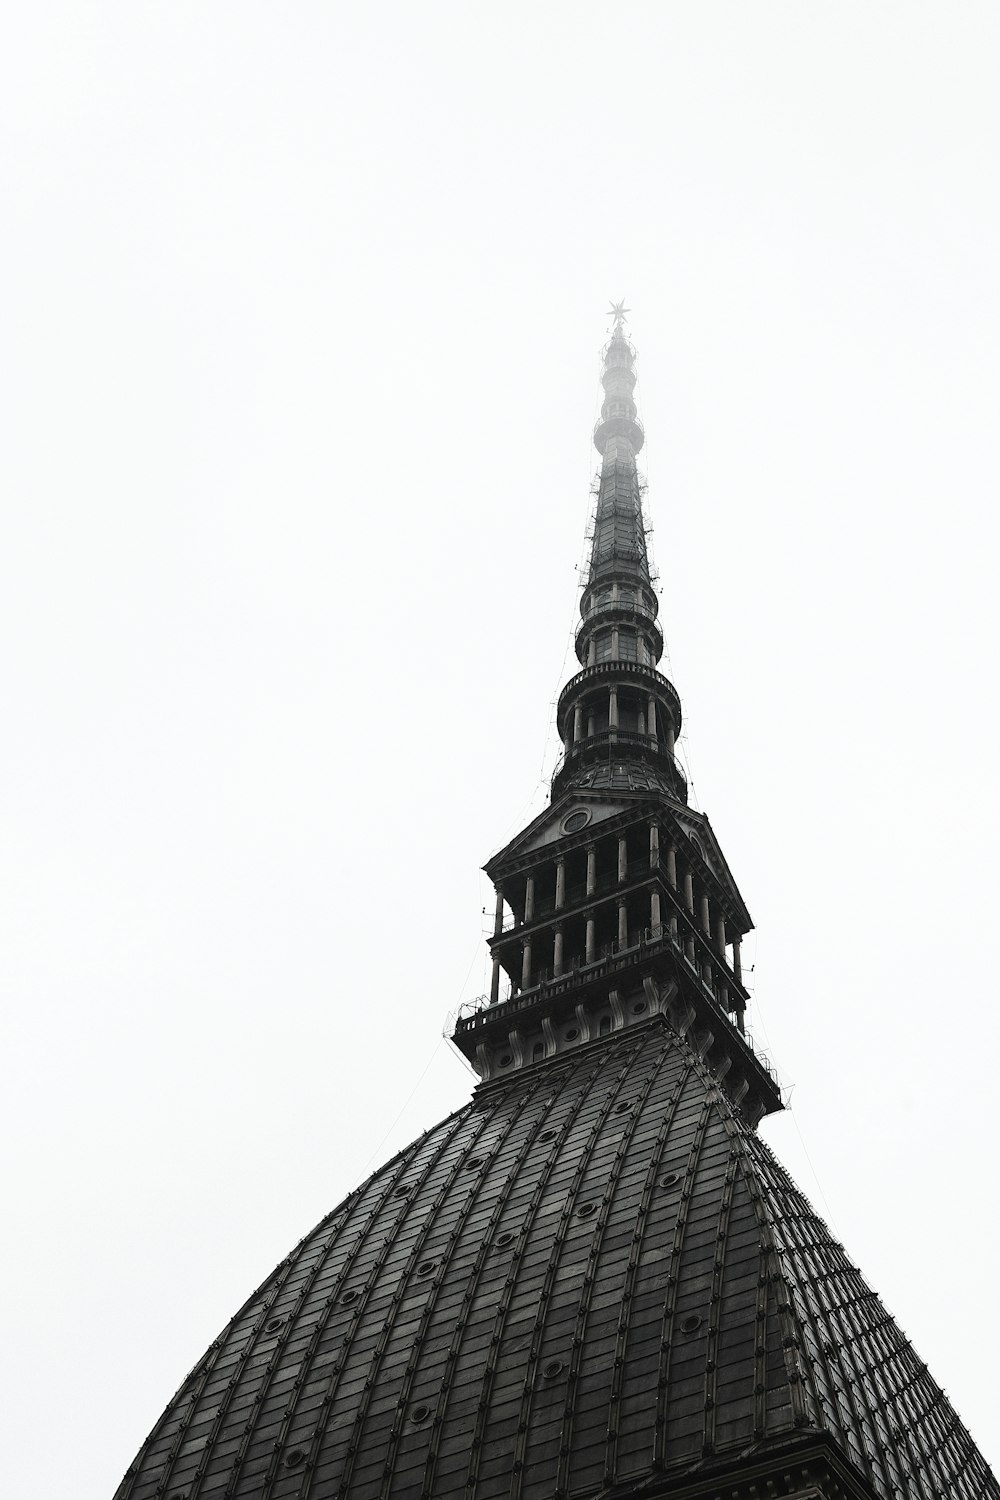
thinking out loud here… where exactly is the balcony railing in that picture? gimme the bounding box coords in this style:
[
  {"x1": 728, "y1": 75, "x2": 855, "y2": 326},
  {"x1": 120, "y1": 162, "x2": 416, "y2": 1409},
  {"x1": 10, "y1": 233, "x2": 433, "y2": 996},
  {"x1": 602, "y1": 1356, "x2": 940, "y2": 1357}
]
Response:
[{"x1": 454, "y1": 927, "x2": 776, "y2": 1091}]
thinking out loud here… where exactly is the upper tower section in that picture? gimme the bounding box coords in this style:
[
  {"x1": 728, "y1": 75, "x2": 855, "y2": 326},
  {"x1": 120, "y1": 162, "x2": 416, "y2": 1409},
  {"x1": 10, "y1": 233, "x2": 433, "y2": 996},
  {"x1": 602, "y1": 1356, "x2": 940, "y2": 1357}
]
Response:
[
  {"x1": 453, "y1": 310, "x2": 778, "y2": 1128},
  {"x1": 553, "y1": 309, "x2": 686, "y2": 802}
]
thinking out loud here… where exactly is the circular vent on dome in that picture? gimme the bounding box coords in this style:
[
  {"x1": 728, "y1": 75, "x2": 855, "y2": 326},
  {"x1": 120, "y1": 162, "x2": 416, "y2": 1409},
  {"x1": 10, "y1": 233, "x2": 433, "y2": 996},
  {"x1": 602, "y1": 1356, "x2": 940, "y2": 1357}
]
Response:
[
  {"x1": 538, "y1": 1129, "x2": 556, "y2": 1143},
  {"x1": 498, "y1": 1053, "x2": 513, "y2": 1067},
  {"x1": 658, "y1": 1171, "x2": 681, "y2": 1189},
  {"x1": 418, "y1": 1259, "x2": 438, "y2": 1278},
  {"x1": 542, "y1": 1358, "x2": 566, "y2": 1379},
  {"x1": 495, "y1": 1231, "x2": 516, "y2": 1249},
  {"x1": 577, "y1": 1201, "x2": 598, "y2": 1219},
  {"x1": 265, "y1": 1316, "x2": 284, "y2": 1332},
  {"x1": 679, "y1": 1314, "x2": 704, "y2": 1335},
  {"x1": 615, "y1": 1100, "x2": 633, "y2": 1114},
  {"x1": 284, "y1": 1449, "x2": 305, "y2": 1468},
  {"x1": 410, "y1": 1404, "x2": 432, "y2": 1426},
  {"x1": 632, "y1": 1000, "x2": 647, "y2": 1014},
  {"x1": 341, "y1": 1290, "x2": 359, "y2": 1305},
  {"x1": 564, "y1": 1028, "x2": 579, "y2": 1041},
  {"x1": 394, "y1": 1184, "x2": 412, "y2": 1197}
]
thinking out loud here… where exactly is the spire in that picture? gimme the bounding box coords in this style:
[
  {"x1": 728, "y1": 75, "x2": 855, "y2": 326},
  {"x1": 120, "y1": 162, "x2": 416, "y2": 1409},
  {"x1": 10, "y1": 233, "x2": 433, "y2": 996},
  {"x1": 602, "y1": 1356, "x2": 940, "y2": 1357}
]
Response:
[
  {"x1": 552, "y1": 313, "x2": 685, "y2": 803},
  {"x1": 460, "y1": 305, "x2": 770, "y2": 1112}
]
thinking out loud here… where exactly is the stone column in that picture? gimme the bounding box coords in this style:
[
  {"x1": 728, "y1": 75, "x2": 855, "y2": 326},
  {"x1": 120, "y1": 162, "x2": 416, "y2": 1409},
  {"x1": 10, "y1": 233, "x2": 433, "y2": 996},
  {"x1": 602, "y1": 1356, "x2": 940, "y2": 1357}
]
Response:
[
  {"x1": 715, "y1": 913, "x2": 726, "y2": 958},
  {"x1": 666, "y1": 845, "x2": 677, "y2": 888},
  {"x1": 612, "y1": 627, "x2": 620, "y2": 660},
  {"x1": 585, "y1": 917, "x2": 596, "y2": 963},
  {"x1": 586, "y1": 844, "x2": 597, "y2": 895},
  {"x1": 587, "y1": 707, "x2": 595, "y2": 738},
  {"x1": 650, "y1": 890, "x2": 662, "y2": 935},
  {"x1": 683, "y1": 870, "x2": 694, "y2": 912},
  {"x1": 732, "y1": 934, "x2": 743, "y2": 985},
  {"x1": 524, "y1": 875, "x2": 535, "y2": 923},
  {"x1": 700, "y1": 892, "x2": 711, "y2": 937},
  {"x1": 664, "y1": 717, "x2": 676, "y2": 757},
  {"x1": 490, "y1": 954, "x2": 501, "y2": 1005},
  {"x1": 648, "y1": 696, "x2": 657, "y2": 740},
  {"x1": 588, "y1": 639, "x2": 597, "y2": 667},
  {"x1": 637, "y1": 705, "x2": 646, "y2": 735},
  {"x1": 521, "y1": 940, "x2": 532, "y2": 990},
  {"x1": 618, "y1": 837, "x2": 628, "y2": 882},
  {"x1": 555, "y1": 858, "x2": 566, "y2": 911},
  {"x1": 553, "y1": 926, "x2": 564, "y2": 976},
  {"x1": 573, "y1": 704, "x2": 584, "y2": 743},
  {"x1": 618, "y1": 899, "x2": 628, "y2": 948},
  {"x1": 649, "y1": 822, "x2": 659, "y2": 868},
  {"x1": 609, "y1": 686, "x2": 619, "y2": 729},
  {"x1": 493, "y1": 887, "x2": 505, "y2": 938}
]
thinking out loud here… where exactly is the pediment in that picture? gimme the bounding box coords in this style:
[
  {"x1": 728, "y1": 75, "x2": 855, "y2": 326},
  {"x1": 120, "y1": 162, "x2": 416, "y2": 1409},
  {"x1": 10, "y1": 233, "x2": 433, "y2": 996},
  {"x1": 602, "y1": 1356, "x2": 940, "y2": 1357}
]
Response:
[
  {"x1": 486, "y1": 794, "x2": 636, "y2": 870},
  {"x1": 672, "y1": 807, "x2": 752, "y2": 926}
]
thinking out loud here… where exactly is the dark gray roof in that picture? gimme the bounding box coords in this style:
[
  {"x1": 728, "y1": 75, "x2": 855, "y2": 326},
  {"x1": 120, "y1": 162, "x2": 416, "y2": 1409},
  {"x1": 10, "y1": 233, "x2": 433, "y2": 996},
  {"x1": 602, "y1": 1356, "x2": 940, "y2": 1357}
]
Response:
[{"x1": 115, "y1": 1020, "x2": 996, "y2": 1500}]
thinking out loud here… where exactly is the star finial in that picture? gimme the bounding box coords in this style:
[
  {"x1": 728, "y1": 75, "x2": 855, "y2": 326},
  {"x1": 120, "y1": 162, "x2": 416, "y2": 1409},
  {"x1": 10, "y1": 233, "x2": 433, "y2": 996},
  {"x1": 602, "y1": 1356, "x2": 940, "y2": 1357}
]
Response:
[{"x1": 608, "y1": 300, "x2": 630, "y2": 330}]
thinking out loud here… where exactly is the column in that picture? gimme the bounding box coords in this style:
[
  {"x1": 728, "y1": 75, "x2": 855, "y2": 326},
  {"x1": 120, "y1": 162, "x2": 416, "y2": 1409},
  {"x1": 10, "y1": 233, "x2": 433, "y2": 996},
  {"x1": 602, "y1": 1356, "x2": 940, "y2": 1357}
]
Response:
[
  {"x1": 618, "y1": 899, "x2": 628, "y2": 948},
  {"x1": 553, "y1": 926, "x2": 564, "y2": 977},
  {"x1": 664, "y1": 716, "x2": 676, "y2": 757},
  {"x1": 573, "y1": 704, "x2": 584, "y2": 743},
  {"x1": 609, "y1": 686, "x2": 619, "y2": 728},
  {"x1": 490, "y1": 954, "x2": 501, "y2": 1005},
  {"x1": 683, "y1": 871, "x2": 695, "y2": 962},
  {"x1": 524, "y1": 875, "x2": 535, "y2": 923},
  {"x1": 637, "y1": 705, "x2": 646, "y2": 735},
  {"x1": 588, "y1": 639, "x2": 597, "y2": 667},
  {"x1": 612, "y1": 627, "x2": 620, "y2": 660},
  {"x1": 587, "y1": 707, "x2": 595, "y2": 738},
  {"x1": 586, "y1": 844, "x2": 596, "y2": 895},
  {"x1": 648, "y1": 696, "x2": 657, "y2": 741},
  {"x1": 618, "y1": 837, "x2": 628, "y2": 883},
  {"x1": 732, "y1": 934, "x2": 743, "y2": 985},
  {"x1": 666, "y1": 844, "x2": 677, "y2": 888},
  {"x1": 715, "y1": 913, "x2": 726, "y2": 958},
  {"x1": 493, "y1": 887, "x2": 505, "y2": 938},
  {"x1": 649, "y1": 822, "x2": 659, "y2": 868},
  {"x1": 521, "y1": 940, "x2": 532, "y2": 990},
  {"x1": 650, "y1": 890, "x2": 662, "y2": 936},
  {"x1": 699, "y1": 892, "x2": 711, "y2": 937},
  {"x1": 585, "y1": 917, "x2": 596, "y2": 964},
  {"x1": 555, "y1": 858, "x2": 566, "y2": 911}
]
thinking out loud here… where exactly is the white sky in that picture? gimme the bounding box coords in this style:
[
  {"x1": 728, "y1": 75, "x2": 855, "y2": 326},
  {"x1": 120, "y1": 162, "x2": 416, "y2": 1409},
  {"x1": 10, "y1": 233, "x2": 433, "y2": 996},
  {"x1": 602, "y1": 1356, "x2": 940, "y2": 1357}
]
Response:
[{"x1": 3, "y1": 5, "x2": 999, "y2": 1494}]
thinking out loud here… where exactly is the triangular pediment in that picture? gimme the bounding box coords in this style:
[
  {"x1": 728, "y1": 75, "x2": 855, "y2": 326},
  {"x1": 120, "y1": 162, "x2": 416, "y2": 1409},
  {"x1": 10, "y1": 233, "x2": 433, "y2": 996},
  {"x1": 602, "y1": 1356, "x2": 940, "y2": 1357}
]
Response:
[
  {"x1": 672, "y1": 807, "x2": 752, "y2": 927},
  {"x1": 486, "y1": 793, "x2": 638, "y2": 870}
]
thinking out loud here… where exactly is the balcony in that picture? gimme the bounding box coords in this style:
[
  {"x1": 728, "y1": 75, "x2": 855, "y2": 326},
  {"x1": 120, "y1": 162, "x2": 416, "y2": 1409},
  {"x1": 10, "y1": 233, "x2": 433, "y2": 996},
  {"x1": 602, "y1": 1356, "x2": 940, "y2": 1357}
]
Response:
[
  {"x1": 556, "y1": 660, "x2": 681, "y2": 733},
  {"x1": 453, "y1": 925, "x2": 778, "y2": 1096}
]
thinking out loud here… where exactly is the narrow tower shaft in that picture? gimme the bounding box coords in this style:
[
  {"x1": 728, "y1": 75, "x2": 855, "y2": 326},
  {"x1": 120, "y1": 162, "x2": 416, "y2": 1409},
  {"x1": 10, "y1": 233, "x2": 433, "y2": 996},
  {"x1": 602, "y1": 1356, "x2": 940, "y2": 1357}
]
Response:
[{"x1": 454, "y1": 313, "x2": 776, "y2": 1126}]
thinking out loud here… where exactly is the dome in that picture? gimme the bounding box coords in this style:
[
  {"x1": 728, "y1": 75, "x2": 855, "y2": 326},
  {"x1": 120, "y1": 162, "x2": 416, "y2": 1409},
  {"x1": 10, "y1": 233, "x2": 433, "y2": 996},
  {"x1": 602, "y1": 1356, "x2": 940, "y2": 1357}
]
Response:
[{"x1": 115, "y1": 1010, "x2": 996, "y2": 1500}]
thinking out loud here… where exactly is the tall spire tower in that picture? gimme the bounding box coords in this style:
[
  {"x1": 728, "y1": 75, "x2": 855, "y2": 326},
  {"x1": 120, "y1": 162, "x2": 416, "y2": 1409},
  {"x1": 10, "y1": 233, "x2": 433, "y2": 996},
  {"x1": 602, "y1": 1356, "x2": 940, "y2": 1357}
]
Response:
[
  {"x1": 115, "y1": 316, "x2": 998, "y2": 1500},
  {"x1": 455, "y1": 312, "x2": 771, "y2": 1118}
]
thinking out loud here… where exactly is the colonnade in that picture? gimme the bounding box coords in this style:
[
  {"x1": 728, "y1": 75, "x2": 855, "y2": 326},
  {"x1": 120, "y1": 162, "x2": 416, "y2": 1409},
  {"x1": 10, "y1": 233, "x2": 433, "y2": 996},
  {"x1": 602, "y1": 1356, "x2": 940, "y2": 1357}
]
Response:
[
  {"x1": 571, "y1": 690, "x2": 675, "y2": 755},
  {"x1": 489, "y1": 820, "x2": 745, "y2": 1033}
]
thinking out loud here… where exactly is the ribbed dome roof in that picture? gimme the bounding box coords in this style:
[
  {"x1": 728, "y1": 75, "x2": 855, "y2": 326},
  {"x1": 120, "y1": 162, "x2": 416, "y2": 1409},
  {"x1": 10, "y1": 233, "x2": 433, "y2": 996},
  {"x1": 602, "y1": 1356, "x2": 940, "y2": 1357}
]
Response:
[{"x1": 115, "y1": 1015, "x2": 997, "y2": 1500}]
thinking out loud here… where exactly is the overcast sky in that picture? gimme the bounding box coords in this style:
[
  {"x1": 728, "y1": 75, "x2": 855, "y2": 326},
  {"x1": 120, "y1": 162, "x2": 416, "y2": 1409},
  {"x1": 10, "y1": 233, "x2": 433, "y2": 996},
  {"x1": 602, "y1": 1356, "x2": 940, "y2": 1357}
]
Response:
[{"x1": 3, "y1": 5, "x2": 999, "y2": 1495}]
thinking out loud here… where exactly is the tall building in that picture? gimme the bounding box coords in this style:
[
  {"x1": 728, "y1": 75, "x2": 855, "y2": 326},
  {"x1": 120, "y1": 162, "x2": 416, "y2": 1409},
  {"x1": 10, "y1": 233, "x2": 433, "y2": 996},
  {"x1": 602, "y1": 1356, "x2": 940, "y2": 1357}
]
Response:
[{"x1": 116, "y1": 315, "x2": 998, "y2": 1500}]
